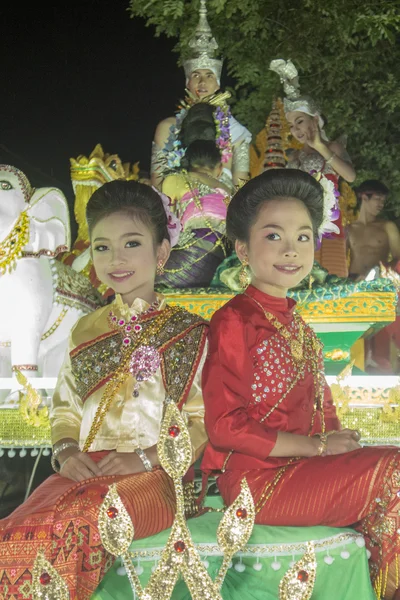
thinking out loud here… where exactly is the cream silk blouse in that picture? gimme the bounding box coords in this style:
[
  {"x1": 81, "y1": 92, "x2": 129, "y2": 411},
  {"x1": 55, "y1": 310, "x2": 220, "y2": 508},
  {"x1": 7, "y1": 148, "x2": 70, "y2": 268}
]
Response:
[{"x1": 50, "y1": 295, "x2": 207, "y2": 460}]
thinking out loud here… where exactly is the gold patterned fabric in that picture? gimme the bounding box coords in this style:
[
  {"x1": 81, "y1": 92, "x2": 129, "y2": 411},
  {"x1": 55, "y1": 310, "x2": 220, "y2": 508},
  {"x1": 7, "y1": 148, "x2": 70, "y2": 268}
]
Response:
[{"x1": 51, "y1": 294, "x2": 208, "y2": 459}]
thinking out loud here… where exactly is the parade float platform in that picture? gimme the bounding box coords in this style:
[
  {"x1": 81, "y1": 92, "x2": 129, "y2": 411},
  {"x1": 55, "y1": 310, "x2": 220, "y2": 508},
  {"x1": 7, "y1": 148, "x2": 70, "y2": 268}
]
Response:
[{"x1": 0, "y1": 281, "x2": 398, "y2": 456}]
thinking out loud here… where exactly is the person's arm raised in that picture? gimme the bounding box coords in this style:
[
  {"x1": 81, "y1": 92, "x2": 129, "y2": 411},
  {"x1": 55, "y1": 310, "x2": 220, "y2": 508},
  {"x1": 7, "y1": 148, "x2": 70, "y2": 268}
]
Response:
[{"x1": 386, "y1": 221, "x2": 400, "y2": 262}]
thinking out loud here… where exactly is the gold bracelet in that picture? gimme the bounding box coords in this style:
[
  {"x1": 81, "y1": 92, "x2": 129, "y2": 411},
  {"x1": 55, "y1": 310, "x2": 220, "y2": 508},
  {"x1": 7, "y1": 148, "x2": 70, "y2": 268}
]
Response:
[
  {"x1": 315, "y1": 433, "x2": 328, "y2": 456},
  {"x1": 135, "y1": 448, "x2": 153, "y2": 472},
  {"x1": 51, "y1": 441, "x2": 79, "y2": 473}
]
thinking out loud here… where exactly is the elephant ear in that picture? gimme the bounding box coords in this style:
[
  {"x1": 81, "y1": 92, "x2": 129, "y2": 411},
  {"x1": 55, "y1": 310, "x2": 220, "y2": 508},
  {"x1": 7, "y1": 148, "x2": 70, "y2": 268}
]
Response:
[{"x1": 28, "y1": 187, "x2": 71, "y2": 252}]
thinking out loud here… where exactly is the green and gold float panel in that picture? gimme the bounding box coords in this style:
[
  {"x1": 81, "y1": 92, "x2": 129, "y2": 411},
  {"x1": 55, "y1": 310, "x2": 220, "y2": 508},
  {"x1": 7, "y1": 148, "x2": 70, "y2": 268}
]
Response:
[
  {"x1": 164, "y1": 288, "x2": 397, "y2": 375},
  {"x1": 0, "y1": 286, "x2": 398, "y2": 450}
]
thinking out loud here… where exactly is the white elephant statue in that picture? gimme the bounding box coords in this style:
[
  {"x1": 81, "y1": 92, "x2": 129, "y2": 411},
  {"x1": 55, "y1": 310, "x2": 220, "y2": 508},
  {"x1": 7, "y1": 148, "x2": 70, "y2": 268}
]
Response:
[{"x1": 0, "y1": 165, "x2": 104, "y2": 402}]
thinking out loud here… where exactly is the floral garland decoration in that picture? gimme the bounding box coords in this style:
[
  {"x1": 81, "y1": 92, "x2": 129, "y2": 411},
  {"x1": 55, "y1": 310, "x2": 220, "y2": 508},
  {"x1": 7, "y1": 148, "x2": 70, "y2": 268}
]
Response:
[
  {"x1": 164, "y1": 108, "x2": 187, "y2": 170},
  {"x1": 151, "y1": 186, "x2": 182, "y2": 247},
  {"x1": 214, "y1": 104, "x2": 232, "y2": 164},
  {"x1": 311, "y1": 171, "x2": 341, "y2": 242}
]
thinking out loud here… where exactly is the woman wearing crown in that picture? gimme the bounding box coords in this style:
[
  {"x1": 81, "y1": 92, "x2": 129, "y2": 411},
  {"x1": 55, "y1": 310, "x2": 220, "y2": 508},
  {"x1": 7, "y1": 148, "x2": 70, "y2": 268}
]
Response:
[
  {"x1": 270, "y1": 59, "x2": 356, "y2": 278},
  {"x1": 151, "y1": 0, "x2": 251, "y2": 193}
]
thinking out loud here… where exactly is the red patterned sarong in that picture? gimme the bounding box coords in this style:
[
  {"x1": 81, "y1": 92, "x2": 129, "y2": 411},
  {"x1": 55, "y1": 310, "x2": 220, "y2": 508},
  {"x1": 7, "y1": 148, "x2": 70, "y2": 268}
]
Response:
[
  {"x1": 218, "y1": 446, "x2": 400, "y2": 599},
  {"x1": 0, "y1": 452, "x2": 176, "y2": 600}
]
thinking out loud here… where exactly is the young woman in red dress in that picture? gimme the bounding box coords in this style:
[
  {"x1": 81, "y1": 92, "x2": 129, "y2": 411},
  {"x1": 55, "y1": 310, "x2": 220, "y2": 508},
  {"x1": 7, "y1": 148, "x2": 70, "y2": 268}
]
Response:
[{"x1": 202, "y1": 169, "x2": 400, "y2": 600}]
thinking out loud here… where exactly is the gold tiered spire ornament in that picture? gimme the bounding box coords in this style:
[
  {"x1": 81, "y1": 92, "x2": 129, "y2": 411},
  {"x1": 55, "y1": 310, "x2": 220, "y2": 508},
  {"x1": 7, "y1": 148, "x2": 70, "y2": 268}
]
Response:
[
  {"x1": 250, "y1": 98, "x2": 292, "y2": 178},
  {"x1": 263, "y1": 99, "x2": 289, "y2": 171},
  {"x1": 98, "y1": 398, "x2": 256, "y2": 599}
]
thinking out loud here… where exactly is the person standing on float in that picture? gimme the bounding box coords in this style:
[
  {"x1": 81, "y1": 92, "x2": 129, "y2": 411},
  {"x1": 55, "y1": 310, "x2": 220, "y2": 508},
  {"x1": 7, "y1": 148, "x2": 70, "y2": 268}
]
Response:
[
  {"x1": 151, "y1": 0, "x2": 251, "y2": 192},
  {"x1": 270, "y1": 59, "x2": 356, "y2": 278}
]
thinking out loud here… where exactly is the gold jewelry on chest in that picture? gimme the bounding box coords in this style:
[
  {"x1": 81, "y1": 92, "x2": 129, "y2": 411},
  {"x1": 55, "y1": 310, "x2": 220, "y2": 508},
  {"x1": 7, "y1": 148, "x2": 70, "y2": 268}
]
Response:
[
  {"x1": 245, "y1": 293, "x2": 304, "y2": 363},
  {"x1": 245, "y1": 292, "x2": 325, "y2": 432},
  {"x1": 82, "y1": 305, "x2": 181, "y2": 452}
]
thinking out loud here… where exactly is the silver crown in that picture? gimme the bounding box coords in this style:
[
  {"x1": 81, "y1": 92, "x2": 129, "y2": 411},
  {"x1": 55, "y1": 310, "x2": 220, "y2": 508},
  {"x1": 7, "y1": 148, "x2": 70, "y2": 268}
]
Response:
[
  {"x1": 183, "y1": 0, "x2": 223, "y2": 82},
  {"x1": 269, "y1": 58, "x2": 321, "y2": 115}
]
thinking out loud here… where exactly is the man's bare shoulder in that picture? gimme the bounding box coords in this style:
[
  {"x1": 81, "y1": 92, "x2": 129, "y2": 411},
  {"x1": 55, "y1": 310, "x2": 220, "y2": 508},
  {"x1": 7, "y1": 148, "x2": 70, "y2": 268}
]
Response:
[
  {"x1": 349, "y1": 219, "x2": 389, "y2": 230},
  {"x1": 347, "y1": 221, "x2": 363, "y2": 233},
  {"x1": 384, "y1": 220, "x2": 400, "y2": 232},
  {"x1": 154, "y1": 116, "x2": 176, "y2": 145},
  {"x1": 157, "y1": 116, "x2": 176, "y2": 128}
]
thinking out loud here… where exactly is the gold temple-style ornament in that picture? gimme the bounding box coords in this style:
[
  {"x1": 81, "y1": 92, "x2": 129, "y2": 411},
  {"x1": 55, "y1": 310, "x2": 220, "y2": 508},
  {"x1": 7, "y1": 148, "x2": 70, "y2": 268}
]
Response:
[
  {"x1": 15, "y1": 369, "x2": 49, "y2": 428},
  {"x1": 32, "y1": 552, "x2": 69, "y2": 600},
  {"x1": 98, "y1": 398, "x2": 257, "y2": 599},
  {"x1": 134, "y1": 398, "x2": 222, "y2": 599},
  {"x1": 214, "y1": 478, "x2": 255, "y2": 589},
  {"x1": 98, "y1": 484, "x2": 135, "y2": 556},
  {"x1": 279, "y1": 542, "x2": 317, "y2": 600}
]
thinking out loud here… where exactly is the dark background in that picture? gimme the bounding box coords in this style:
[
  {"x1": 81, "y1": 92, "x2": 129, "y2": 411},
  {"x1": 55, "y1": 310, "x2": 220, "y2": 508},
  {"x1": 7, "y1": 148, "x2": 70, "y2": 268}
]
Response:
[{"x1": 2, "y1": 0, "x2": 187, "y2": 206}]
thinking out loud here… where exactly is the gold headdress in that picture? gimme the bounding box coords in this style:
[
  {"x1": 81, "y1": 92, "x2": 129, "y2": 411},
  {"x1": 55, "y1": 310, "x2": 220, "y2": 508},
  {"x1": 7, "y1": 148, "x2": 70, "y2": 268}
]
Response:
[{"x1": 183, "y1": 0, "x2": 223, "y2": 84}]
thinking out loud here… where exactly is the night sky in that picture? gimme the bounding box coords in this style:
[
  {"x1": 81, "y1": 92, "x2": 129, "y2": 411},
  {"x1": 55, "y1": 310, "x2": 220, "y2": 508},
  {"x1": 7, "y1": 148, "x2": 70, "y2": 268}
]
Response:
[{"x1": 2, "y1": 0, "x2": 188, "y2": 206}]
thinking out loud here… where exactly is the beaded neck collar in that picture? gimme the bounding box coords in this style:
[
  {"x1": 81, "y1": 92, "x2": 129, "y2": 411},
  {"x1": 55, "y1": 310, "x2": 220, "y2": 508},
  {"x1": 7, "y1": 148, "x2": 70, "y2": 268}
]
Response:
[
  {"x1": 111, "y1": 293, "x2": 166, "y2": 320},
  {"x1": 108, "y1": 293, "x2": 167, "y2": 349},
  {"x1": 244, "y1": 285, "x2": 296, "y2": 316}
]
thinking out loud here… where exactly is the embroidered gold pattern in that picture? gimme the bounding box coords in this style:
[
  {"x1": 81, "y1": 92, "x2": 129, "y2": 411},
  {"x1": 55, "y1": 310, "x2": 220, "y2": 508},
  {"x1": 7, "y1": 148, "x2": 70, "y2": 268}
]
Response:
[
  {"x1": 98, "y1": 400, "x2": 256, "y2": 599},
  {"x1": 72, "y1": 310, "x2": 204, "y2": 403},
  {"x1": 82, "y1": 307, "x2": 181, "y2": 452},
  {"x1": 32, "y1": 552, "x2": 69, "y2": 599},
  {"x1": 162, "y1": 324, "x2": 206, "y2": 407},
  {"x1": 71, "y1": 331, "x2": 121, "y2": 400}
]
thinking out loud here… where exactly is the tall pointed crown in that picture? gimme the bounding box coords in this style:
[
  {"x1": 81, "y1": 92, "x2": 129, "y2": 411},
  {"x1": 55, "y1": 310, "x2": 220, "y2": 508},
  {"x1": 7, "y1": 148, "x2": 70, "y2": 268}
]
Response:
[
  {"x1": 183, "y1": 0, "x2": 223, "y2": 83},
  {"x1": 269, "y1": 59, "x2": 320, "y2": 116}
]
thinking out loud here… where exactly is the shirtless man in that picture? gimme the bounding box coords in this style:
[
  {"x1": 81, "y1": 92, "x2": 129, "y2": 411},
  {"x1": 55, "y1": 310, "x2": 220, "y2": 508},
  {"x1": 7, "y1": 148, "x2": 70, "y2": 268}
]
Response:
[{"x1": 347, "y1": 180, "x2": 400, "y2": 280}]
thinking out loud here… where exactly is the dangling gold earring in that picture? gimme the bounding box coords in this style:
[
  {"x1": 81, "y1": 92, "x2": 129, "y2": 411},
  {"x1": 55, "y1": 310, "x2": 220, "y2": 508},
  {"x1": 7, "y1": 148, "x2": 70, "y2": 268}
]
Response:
[
  {"x1": 309, "y1": 274, "x2": 314, "y2": 290},
  {"x1": 156, "y1": 261, "x2": 165, "y2": 276},
  {"x1": 239, "y1": 258, "x2": 251, "y2": 290}
]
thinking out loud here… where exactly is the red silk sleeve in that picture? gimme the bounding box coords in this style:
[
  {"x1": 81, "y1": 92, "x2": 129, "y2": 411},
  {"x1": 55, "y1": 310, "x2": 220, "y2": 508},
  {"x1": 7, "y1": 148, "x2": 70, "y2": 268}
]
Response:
[
  {"x1": 203, "y1": 306, "x2": 278, "y2": 460},
  {"x1": 323, "y1": 383, "x2": 341, "y2": 432}
]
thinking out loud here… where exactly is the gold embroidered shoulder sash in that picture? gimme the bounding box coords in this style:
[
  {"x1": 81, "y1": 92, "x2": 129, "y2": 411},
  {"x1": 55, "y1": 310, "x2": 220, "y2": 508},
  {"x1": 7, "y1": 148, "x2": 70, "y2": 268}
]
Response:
[{"x1": 70, "y1": 308, "x2": 207, "y2": 407}]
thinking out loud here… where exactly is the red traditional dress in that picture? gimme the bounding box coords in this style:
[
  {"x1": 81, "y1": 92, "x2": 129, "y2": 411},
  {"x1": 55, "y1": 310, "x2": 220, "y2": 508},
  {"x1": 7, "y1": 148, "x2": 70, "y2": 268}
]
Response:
[
  {"x1": 202, "y1": 285, "x2": 400, "y2": 600},
  {"x1": 0, "y1": 295, "x2": 208, "y2": 600}
]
